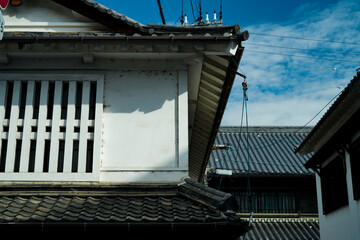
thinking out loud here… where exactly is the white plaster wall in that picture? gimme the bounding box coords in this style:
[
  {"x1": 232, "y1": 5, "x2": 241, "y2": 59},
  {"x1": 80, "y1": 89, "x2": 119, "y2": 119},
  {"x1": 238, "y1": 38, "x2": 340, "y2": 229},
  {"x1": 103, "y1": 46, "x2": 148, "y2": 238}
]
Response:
[
  {"x1": 101, "y1": 70, "x2": 188, "y2": 182},
  {"x1": 0, "y1": 68, "x2": 189, "y2": 183}
]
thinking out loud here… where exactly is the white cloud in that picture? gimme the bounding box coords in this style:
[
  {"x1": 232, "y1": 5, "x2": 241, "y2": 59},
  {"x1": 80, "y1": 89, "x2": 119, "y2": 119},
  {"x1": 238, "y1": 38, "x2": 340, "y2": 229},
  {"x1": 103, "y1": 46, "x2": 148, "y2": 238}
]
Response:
[{"x1": 222, "y1": 0, "x2": 360, "y2": 126}]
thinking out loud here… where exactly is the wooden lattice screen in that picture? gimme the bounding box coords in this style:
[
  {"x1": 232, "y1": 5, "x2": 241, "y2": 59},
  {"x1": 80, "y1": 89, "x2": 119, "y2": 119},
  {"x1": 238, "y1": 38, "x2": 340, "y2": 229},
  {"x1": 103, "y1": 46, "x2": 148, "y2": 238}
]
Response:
[{"x1": 0, "y1": 74, "x2": 103, "y2": 181}]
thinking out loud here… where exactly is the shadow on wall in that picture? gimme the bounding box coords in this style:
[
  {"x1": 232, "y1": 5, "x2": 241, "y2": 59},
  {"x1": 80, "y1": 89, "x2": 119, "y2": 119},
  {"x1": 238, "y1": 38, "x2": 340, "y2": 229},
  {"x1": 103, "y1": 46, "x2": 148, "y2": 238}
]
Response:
[
  {"x1": 100, "y1": 148, "x2": 190, "y2": 183},
  {"x1": 103, "y1": 70, "x2": 186, "y2": 114}
]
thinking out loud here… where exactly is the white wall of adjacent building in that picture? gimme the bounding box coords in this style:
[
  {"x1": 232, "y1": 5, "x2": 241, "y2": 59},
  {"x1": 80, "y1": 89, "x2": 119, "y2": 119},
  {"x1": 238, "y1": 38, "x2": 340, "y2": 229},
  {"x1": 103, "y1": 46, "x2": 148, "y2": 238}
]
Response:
[{"x1": 316, "y1": 148, "x2": 360, "y2": 240}]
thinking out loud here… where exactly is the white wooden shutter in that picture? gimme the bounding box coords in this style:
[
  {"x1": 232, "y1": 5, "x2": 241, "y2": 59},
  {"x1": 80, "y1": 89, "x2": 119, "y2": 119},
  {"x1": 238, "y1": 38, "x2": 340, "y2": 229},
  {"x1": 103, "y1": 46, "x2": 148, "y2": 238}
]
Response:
[{"x1": 0, "y1": 74, "x2": 103, "y2": 181}]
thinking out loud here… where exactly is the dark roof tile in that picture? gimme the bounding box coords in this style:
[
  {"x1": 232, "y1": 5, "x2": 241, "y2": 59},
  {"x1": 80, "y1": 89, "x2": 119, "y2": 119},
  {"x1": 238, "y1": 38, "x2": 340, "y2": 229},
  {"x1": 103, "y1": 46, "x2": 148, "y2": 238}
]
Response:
[
  {"x1": 208, "y1": 127, "x2": 314, "y2": 176},
  {"x1": 0, "y1": 181, "x2": 244, "y2": 224},
  {"x1": 244, "y1": 219, "x2": 319, "y2": 240},
  {"x1": 0, "y1": 179, "x2": 249, "y2": 237}
]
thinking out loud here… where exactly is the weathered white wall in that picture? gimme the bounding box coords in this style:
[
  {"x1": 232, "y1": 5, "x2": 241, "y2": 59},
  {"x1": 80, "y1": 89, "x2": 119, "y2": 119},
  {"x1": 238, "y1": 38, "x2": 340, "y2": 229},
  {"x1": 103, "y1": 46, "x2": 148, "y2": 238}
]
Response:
[
  {"x1": 100, "y1": 70, "x2": 189, "y2": 182},
  {"x1": 1, "y1": 0, "x2": 193, "y2": 183},
  {"x1": 0, "y1": 68, "x2": 189, "y2": 183},
  {"x1": 0, "y1": 0, "x2": 200, "y2": 183}
]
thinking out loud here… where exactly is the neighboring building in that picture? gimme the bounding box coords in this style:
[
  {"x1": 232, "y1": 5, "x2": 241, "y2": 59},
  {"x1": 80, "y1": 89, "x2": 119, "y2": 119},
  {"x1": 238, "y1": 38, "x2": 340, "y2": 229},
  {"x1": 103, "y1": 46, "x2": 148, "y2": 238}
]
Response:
[
  {"x1": 296, "y1": 71, "x2": 360, "y2": 240},
  {"x1": 207, "y1": 126, "x2": 320, "y2": 239},
  {"x1": 0, "y1": 0, "x2": 250, "y2": 237}
]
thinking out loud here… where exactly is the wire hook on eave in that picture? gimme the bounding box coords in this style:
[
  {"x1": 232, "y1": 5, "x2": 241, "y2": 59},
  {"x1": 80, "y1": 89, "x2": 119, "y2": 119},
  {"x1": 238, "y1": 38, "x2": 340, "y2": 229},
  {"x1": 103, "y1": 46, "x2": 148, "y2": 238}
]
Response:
[{"x1": 232, "y1": 70, "x2": 247, "y2": 80}]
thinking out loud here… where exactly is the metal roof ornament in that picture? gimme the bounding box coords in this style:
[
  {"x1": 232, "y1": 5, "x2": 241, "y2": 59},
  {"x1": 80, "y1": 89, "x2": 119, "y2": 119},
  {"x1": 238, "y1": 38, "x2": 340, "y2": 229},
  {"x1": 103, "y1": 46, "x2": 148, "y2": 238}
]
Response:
[
  {"x1": 10, "y1": 0, "x2": 22, "y2": 7},
  {"x1": 0, "y1": 0, "x2": 9, "y2": 10}
]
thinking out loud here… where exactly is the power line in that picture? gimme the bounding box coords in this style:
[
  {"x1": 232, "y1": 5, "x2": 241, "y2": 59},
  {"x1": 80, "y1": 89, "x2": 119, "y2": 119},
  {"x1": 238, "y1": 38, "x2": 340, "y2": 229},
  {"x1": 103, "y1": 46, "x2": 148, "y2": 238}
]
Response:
[
  {"x1": 217, "y1": 89, "x2": 343, "y2": 153},
  {"x1": 245, "y1": 49, "x2": 360, "y2": 64},
  {"x1": 243, "y1": 42, "x2": 360, "y2": 56},
  {"x1": 317, "y1": 66, "x2": 355, "y2": 72},
  {"x1": 251, "y1": 32, "x2": 360, "y2": 46},
  {"x1": 298, "y1": 89, "x2": 343, "y2": 132},
  {"x1": 189, "y1": 0, "x2": 196, "y2": 22}
]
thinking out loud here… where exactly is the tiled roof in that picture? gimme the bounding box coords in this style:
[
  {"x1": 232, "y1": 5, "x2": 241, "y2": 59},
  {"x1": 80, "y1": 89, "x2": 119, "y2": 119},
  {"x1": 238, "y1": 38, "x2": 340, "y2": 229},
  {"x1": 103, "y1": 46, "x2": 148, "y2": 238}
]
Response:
[
  {"x1": 208, "y1": 127, "x2": 314, "y2": 176},
  {"x1": 51, "y1": 0, "x2": 249, "y2": 40},
  {"x1": 0, "y1": 179, "x2": 249, "y2": 234},
  {"x1": 244, "y1": 218, "x2": 320, "y2": 240},
  {"x1": 79, "y1": 0, "x2": 145, "y2": 30},
  {"x1": 0, "y1": 195, "x2": 225, "y2": 222}
]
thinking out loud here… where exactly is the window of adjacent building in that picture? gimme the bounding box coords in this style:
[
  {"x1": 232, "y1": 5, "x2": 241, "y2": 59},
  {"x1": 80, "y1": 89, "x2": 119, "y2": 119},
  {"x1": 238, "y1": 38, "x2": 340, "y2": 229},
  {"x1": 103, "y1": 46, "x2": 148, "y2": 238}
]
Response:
[
  {"x1": 233, "y1": 192, "x2": 296, "y2": 213},
  {"x1": 350, "y1": 138, "x2": 360, "y2": 200},
  {"x1": 321, "y1": 156, "x2": 348, "y2": 214}
]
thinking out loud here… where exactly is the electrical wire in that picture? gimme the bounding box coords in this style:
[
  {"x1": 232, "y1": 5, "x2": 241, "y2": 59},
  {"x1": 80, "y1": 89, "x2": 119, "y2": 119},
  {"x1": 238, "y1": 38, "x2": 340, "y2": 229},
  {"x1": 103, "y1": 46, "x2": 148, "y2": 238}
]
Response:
[
  {"x1": 251, "y1": 32, "x2": 360, "y2": 46},
  {"x1": 297, "y1": 89, "x2": 343, "y2": 132},
  {"x1": 243, "y1": 42, "x2": 360, "y2": 56},
  {"x1": 219, "y1": 56, "x2": 347, "y2": 158},
  {"x1": 215, "y1": 88, "x2": 344, "y2": 158},
  {"x1": 189, "y1": 0, "x2": 196, "y2": 22},
  {"x1": 245, "y1": 49, "x2": 360, "y2": 64}
]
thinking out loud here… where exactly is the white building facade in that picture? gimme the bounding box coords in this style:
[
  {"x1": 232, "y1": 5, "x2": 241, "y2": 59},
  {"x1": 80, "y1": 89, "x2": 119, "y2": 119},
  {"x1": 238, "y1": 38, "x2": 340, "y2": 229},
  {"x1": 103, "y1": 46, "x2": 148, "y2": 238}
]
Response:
[
  {"x1": 297, "y1": 72, "x2": 360, "y2": 240},
  {"x1": 0, "y1": 0, "x2": 248, "y2": 183}
]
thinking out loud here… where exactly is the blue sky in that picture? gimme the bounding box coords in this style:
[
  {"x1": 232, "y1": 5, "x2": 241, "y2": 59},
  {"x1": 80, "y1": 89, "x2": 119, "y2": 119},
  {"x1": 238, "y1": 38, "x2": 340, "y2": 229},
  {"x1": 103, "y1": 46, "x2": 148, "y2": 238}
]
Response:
[{"x1": 97, "y1": 0, "x2": 360, "y2": 126}]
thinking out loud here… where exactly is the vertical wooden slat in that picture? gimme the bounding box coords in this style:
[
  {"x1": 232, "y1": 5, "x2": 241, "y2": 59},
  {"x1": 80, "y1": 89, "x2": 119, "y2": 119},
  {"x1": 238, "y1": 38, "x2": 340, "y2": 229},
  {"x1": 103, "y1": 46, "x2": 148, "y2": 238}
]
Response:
[
  {"x1": 19, "y1": 81, "x2": 35, "y2": 172},
  {"x1": 34, "y1": 81, "x2": 49, "y2": 172},
  {"x1": 63, "y1": 81, "x2": 76, "y2": 173},
  {"x1": 92, "y1": 78, "x2": 103, "y2": 176},
  {"x1": 78, "y1": 82, "x2": 90, "y2": 173},
  {"x1": 5, "y1": 81, "x2": 21, "y2": 172},
  {"x1": 0, "y1": 81, "x2": 6, "y2": 155},
  {"x1": 48, "y1": 81, "x2": 62, "y2": 173}
]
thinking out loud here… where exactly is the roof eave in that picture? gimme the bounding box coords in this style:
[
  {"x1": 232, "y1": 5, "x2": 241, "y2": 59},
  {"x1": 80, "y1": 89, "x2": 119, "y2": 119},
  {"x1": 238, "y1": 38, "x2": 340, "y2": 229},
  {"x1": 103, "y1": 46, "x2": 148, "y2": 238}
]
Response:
[
  {"x1": 296, "y1": 73, "x2": 360, "y2": 156},
  {"x1": 191, "y1": 46, "x2": 245, "y2": 182}
]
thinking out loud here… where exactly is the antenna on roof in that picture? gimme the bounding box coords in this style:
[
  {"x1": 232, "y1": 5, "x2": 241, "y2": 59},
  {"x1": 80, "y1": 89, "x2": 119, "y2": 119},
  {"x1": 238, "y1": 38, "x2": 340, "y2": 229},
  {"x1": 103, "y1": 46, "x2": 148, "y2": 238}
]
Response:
[
  {"x1": 180, "y1": 0, "x2": 184, "y2": 25},
  {"x1": 157, "y1": 0, "x2": 166, "y2": 24}
]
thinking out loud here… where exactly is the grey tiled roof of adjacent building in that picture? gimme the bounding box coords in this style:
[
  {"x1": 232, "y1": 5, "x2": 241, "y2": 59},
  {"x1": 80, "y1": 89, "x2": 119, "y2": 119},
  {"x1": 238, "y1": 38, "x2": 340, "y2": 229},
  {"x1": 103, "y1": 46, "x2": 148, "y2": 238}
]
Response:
[
  {"x1": 244, "y1": 218, "x2": 319, "y2": 240},
  {"x1": 208, "y1": 127, "x2": 314, "y2": 176}
]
